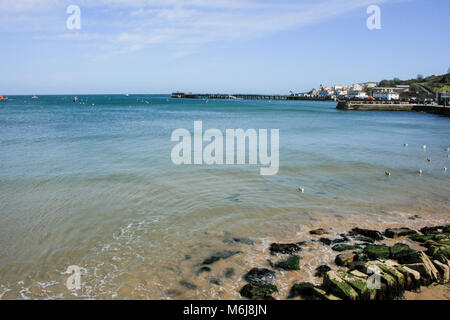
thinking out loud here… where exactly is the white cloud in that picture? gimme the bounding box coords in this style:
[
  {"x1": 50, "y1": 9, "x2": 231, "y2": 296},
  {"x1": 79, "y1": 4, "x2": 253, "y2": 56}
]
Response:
[{"x1": 0, "y1": 0, "x2": 391, "y2": 57}]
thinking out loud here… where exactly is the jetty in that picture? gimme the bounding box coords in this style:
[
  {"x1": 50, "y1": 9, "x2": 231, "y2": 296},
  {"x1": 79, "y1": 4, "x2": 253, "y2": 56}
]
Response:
[
  {"x1": 336, "y1": 101, "x2": 450, "y2": 116},
  {"x1": 171, "y1": 92, "x2": 333, "y2": 101}
]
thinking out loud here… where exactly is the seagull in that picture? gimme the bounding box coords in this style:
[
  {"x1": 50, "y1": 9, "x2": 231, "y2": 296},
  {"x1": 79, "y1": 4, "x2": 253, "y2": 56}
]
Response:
[
  {"x1": 445, "y1": 167, "x2": 448, "y2": 172},
  {"x1": 404, "y1": 143, "x2": 408, "y2": 147},
  {"x1": 446, "y1": 147, "x2": 450, "y2": 152},
  {"x1": 427, "y1": 158, "x2": 432, "y2": 162},
  {"x1": 422, "y1": 145, "x2": 427, "y2": 149},
  {"x1": 298, "y1": 187, "x2": 305, "y2": 193},
  {"x1": 385, "y1": 171, "x2": 391, "y2": 176},
  {"x1": 419, "y1": 169, "x2": 423, "y2": 175}
]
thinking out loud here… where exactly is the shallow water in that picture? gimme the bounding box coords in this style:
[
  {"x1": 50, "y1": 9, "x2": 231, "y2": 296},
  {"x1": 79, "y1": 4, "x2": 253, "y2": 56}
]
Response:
[{"x1": 0, "y1": 95, "x2": 449, "y2": 299}]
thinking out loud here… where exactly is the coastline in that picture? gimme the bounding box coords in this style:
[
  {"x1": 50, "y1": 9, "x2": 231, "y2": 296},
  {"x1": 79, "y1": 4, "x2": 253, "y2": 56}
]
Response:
[{"x1": 189, "y1": 210, "x2": 450, "y2": 300}]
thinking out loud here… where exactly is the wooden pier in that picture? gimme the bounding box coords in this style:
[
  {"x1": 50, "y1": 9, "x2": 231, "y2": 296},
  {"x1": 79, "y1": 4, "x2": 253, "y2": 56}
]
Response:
[{"x1": 171, "y1": 92, "x2": 333, "y2": 101}]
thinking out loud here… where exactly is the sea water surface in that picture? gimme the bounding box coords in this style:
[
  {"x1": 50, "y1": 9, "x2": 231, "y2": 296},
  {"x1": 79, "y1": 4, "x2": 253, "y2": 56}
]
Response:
[{"x1": 0, "y1": 95, "x2": 449, "y2": 299}]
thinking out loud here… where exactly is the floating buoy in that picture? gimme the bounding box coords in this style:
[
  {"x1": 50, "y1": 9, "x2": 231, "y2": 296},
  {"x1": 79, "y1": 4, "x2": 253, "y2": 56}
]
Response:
[
  {"x1": 385, "y1": 171, "x2": 391, "y2": 176},
  {"x1": 298, "y1": 187, "x2": 305, "y2": 193}
]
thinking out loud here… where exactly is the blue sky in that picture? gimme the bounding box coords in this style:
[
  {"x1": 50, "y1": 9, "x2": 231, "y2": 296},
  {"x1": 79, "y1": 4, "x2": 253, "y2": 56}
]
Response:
[{"x1": 1, "y1": 0, "x2": 449, "y2": 94}]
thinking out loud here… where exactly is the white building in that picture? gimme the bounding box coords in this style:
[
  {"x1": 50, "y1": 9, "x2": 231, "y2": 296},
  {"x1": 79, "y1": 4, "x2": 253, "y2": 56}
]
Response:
[{"x1": 373, "y1": 88, "x2": 400, "y2": 101}]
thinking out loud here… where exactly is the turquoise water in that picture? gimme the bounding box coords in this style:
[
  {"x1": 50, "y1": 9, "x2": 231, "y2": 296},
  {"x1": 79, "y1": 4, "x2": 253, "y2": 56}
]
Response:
[{"x1": 0, "y1": 95, "x2": 449, "y2": 299}]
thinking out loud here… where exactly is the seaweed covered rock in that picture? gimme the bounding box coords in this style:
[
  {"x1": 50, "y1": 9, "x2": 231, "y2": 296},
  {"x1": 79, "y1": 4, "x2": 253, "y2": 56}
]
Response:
[
  {"x1": 322, "y1": 271, "x2": 358, "y2": 300},
  {"x1": 332, "y1": 244, "x2": 360, "y2": 252},
  {"x1": 336, "y1": 269, "x2": 376, "y2": 300},
  {"x1": 269, "y1": 243, "x2": 302, "y2": 255},
  {"x1": 351, "y1": 228, "x2": 384, "y2": 241},
  {"x1": 335, "y1": 252, "x2": 368, "y2": 267},
  {"x1": 364, "y1": 244, "x2": 390, "y2": 260},
  {"x1": 389, "y1": 243, "x2": 416, "y2": 260},
  {"x1": 240, "y1": 283, "x2": 278, "y2": 300},
  {"x1": 244, "y1": 268, "x2": 276, "y2": 284},
  {"x1": 409, "y1": 234, "x2": 434, "y2": 243},
  {"x1": 288, "y1": 282, "x2": 340, "y2": 300},
  {"x1": 420, "y1": 226, "x2": 442, "y2": 235},
  {"x1": 426, "y1": 245, "x2": 450, "y2": 260},
  {"x1": 275, "y1": 256, "x2": 301, "y2": 271},
  {"x1": 385, "y1": 227, "x2": 417, "y2": 239}
]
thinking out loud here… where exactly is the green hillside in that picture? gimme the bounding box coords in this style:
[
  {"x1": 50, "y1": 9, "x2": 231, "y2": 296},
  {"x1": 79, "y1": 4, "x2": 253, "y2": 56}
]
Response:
[{"x1": 379, "y1": 73, "x2": 450, "y2": 93}]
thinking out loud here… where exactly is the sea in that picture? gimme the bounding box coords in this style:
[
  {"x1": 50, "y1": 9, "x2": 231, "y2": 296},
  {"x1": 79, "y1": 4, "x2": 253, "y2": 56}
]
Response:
[{"x1": 0, "y1": 95, "x2": 449, "y2": 299}]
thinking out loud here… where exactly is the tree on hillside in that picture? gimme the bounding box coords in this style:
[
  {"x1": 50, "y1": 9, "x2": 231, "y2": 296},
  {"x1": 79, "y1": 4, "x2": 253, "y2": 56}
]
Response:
[{"x1": 417, "y1": 74, "x2": 424, "y2": 81}]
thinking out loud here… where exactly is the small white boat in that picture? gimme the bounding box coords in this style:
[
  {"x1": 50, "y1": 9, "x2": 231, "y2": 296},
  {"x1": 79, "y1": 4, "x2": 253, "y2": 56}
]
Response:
[{"x1": 31, "y1": 95, "x2": 38, "y2": 99}]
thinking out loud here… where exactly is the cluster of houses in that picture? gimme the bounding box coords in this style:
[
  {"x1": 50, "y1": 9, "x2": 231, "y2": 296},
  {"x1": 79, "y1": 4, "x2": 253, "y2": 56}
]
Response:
[{"x1": 293, "y1": 82, "x2": 412, "y2": 101}]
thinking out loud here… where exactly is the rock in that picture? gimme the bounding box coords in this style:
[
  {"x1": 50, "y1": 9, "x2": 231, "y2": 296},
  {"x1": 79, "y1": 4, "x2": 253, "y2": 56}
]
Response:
[
  {"x1": 426, "y1": 245, "x2": 450, "y2": 260},
  {"x1": 269, "y1": 243, "x2": 302, "y2": 255},
  {"x1": 443, "y1": 225, "x2": 450, "y2": 233},
  {"x1": 274, "y1": 256, "x2": 300, "y2": 271},
  {"x1": 179, "y1": 280, "x2": 197, "y2": 290},
  {"x1": 202, "y1": 251, "x2": 241, "y2": 265},
  {"x1": 335, "y1": 252, "x2": 357, "y2": 267},
  {"x1": 288, "y1": 282, "x2": 340, "y2": 300},
  {"x1": 395, "y1": 265, "x2": 421, "y2": 292},
  {"x1": 408, "y1": 215, "x2": 422, "y2": 220},
  {"x1": 432, "y1": 260, "x2": 449, "y2": 282},
  {"x1": 363, "y1": 244, "x2": 390, "y2": 260},
  {"x1": 315, "y1": 265, "x2": 331, "y2": 277},
  {"x1": 296, "y1": 241, "x2": 307, "y2": 247},
  {"x1": 240, "y1": 283, "x2": 278, "y2": 300},
  {"x1": 319, "y1": 238, "x2": 332, "y2": 245},
  {"x1": 389, "y1": 243, "x2": 416, "y2": 260},
  {"x1": 351, "y1": 228, "x2": 384, "y2": 241},
  {"x1": 332, "y1": 244, "x2": 360, "y2": 252},
  {"x1": 322, "y1": 271, "x2": 358, "y2": 300},
  {"x1": 401, "y1": 252, "x2": 440, "y2": 285},
  {"x1": 384, "y1": 227, "x2": 417, "y2": 238},
  {"x1": 376, "y1": 263, "x2": 406, "y2": 290},
  {"x1": 332, "y1": 237, "x2": 349, "y2": 244},
  {"x1": 363, "y1": 263, "x2": 401, "y2": 299},
  {"x1": 244, "y1": 268, "x2": 276, "y2": 284},
  {"x1": 232, "y1": 237, "x2": 255, "y2": 245},
  {"x1": 336, "y1": 269, "x2": 376, "y2": 300},
  {"x1": 351, "y1": 235, "x2": 375, "y2": 243},
  {"x1": 309, "y1": 228, "x2": 329, "y2": 235},
  {"x1": 404, "y1": 263, "x2": 437, "y2": 286},
  {"x1": 350, "y1": 270, "x2": 369, "y2": 280},
  {"x1": 431, "y1": 233, "x2": 449, "y2": 241},
  {"x1": 197, "y1": 266, "x2": 211, "y2": 275},
  {"x1": 209, "y1": 278, "x2": 222, "y2": 286},
  {"x1": 420, "y1": 226, "x2": 442, "y2": 235},
  {"x1": 409, "y1": 234, "x2": 434, "y2": 243},
  {"x1": 224, "y1": 268, "x2": 235, "y2": 278}
]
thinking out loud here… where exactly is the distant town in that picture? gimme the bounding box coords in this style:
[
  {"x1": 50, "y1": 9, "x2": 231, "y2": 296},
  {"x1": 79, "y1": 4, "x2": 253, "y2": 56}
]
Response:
[{"x1": 292, "y1": 72, "x2": 450, "y2": 105}]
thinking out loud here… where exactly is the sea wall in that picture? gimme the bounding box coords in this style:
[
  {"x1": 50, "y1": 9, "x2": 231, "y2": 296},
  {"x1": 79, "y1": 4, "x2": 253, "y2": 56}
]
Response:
[{"x1": 337, "y1": 101, "x2": 450, "y2": 116}]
